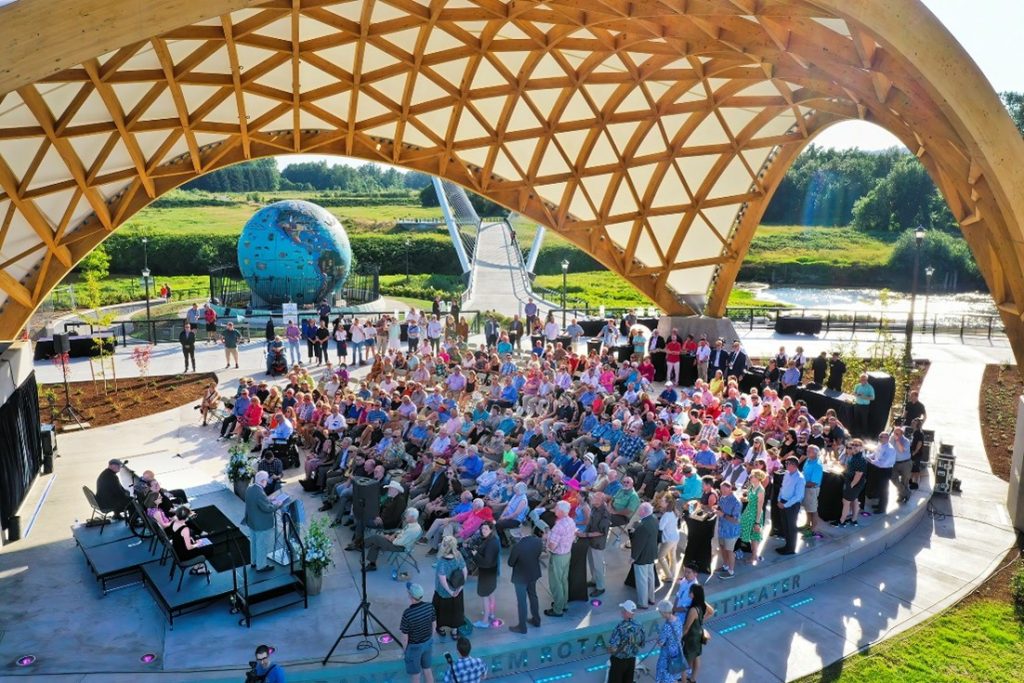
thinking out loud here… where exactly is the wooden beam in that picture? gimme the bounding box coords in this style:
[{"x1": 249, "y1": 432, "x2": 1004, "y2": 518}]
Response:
[
  {"x1": 0, "y1": 155, "x2": 72, "y2": 268},
  {"x1": 151, "y1": 39, "x2": 204, "y2": 174},
  {"x1": 0, "y1": 268, "x2": 34, "y2": 309},
  {"x1": 82, "y1": 60, "x2": 157, "y2": 198},
  {"x1": 291, "y1": 0, "x2": 301, "y2": 153},
  {"x1": 16, "y1": 84, "x2": 113, "y2": 230},
  {"x1": 221, "y1": 16, "x2": 251, "y2": 159}
]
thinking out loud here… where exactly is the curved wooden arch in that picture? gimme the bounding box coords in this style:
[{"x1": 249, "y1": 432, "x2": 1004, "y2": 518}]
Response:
[{"x1": 1, "y1": 0, "x2": 1023, "y2": 360}]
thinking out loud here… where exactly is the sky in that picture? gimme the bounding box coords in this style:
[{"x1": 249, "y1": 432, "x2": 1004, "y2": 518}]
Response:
[{"x1": 277, "y1": 0, "x2": 1023, "y2": 169}]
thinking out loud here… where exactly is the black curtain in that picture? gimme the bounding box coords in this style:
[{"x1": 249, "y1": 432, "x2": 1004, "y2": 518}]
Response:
[{"x1": 0, "y1": 372, "x2": 41, "y2": 533}]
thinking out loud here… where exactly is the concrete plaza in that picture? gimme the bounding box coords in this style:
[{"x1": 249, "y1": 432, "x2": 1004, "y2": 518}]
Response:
[{"x1": 2, "y1": 325, "x2": 1018, "y2": 682}]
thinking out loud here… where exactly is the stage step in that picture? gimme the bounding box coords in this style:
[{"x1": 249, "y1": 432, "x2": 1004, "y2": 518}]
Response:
[{"x1": 233, "y1": 568, "x2": 307, "y2": 627}]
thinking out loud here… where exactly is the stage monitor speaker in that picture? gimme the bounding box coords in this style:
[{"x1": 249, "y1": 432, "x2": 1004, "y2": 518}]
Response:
[
  {"x1": 52, "y1": 333, "x2": 71, "y2": 354},
  {"x1": 866, "y1": 371, "x2": 896, "y2": 434},
  {"x1": 352, "y1": 477, "x2": 381, "y2": 525}
]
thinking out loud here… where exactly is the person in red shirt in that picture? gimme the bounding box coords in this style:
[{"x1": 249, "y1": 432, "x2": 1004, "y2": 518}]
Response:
[
  {"x1": 638, "y1": 358, "x2": 655, "y2": 383},
  {"x1": 665, "y1": 333, "x2": 683, "y2": 385}
]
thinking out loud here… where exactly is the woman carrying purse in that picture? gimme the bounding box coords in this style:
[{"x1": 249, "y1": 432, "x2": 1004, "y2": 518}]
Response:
[{"x1": 682, "y1": 584, "x2": 714, "y2": 683}]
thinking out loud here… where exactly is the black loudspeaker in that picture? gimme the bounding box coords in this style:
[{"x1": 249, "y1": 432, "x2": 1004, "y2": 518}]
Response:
[
  {"x1": 352, "y1": 477, "x2": 381, "y2": 525},
  {"x1": 52, "y1": 333, "x2": 71, "y2": 354},
  {"x1": 866, "y1": 371, "x2": 896, "y2": 435}
]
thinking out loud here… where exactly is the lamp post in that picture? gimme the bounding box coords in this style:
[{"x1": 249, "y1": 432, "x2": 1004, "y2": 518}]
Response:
[
  {"x1": 404, "y1": 238, "x2": 411, "y2": 284},
  {"x1": 142, "y1": 237, "x2": 153, "y2": 344},
  {"x1": 923, "y1": 265, "x2": 935, "y2": 337},
  {"x1": 904, "y1": 226, "x2": 925, "y2": 365},
  {"x1": 560, "y1": 259, "x2": 569, "y2": 327}
]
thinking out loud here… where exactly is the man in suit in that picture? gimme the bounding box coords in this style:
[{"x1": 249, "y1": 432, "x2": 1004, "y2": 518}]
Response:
[
  {"x1": 179, "y1": 322, "x2": 197, "y2": 372},
  {"x1": 727, "y1": 340, "x2": 748, "y2": 379},
  {"x1": 708, "y1": 339, "x2": 729, "y2": 379},
  {"x1": 484, "y1": 317, "x2": 500, "y2": 349},
  {"x1": 509, "y1": 315, "x2": 525, "y2": 350},
  {"x1": 647, "y1": 330, "x2": 666, "y2": 382},
  {"x1": 95, "y1": 459, "x2": 132, "y2": 516},
  {"x1": 811, "y1": 351, "x2": 828, "y2": 387},
  {"x1": 507, "y1": 529, "x2": 543, "y2": 633},
  {"x1": 629, "y1": 502, "x2": 659, "y2": 609},
  {"x1": 243, "y1": 471, "x2": 278, "y2": 572},
  {"x1": 827, "y1": 352, "x2": 847, "y2": 392}
]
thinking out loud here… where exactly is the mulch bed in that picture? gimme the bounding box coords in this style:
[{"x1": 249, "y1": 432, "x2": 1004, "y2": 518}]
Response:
[
  {"x1": 979, "y1": 363, "x2": 1021, "y2": 482},
  {"x1": 39, "y1": 372, "x2": 217, "y2": 429}
]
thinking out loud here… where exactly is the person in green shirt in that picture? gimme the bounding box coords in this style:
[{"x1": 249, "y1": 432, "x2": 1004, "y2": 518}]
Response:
[
  {"x1": 221, "y1": 321, "x2": 241, "y2": 369},
  {"x1": 853, "y1": 373, "x2": 875, "y2": 435},
  {"x1": 502, "y1": 447, "x2": 518, "y2": 472},
  {"x1": 610, "y1": 477, "x2": 640, "y2": 526}
]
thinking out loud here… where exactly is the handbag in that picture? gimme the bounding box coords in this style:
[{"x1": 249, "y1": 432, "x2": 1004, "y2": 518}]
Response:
[{"x1": 701, "y1": 628, "x2": 711, "y2": 645}]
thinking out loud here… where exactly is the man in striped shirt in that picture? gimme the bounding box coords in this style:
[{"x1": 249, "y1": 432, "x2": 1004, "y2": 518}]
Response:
[{"x1": 401, "y1": 582, "x2": 437, "y2": 683}]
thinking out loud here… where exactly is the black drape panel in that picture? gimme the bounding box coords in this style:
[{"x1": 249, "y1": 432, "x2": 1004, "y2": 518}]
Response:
[{"x1": 0, "y1": 372, "x2": 41, "y2": 532}]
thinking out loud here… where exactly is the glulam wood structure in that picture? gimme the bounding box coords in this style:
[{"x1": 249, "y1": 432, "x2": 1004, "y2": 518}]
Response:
[{"x1": 1, "y1": 0, "x2": 1024, "y2": 361}]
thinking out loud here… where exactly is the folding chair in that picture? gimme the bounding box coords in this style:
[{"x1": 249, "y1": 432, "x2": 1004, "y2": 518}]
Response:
[
  {"x1": 82, "y1": 486, "x2": 120, "y2": 534},
  {"x1": 386, "y1": 546, "x2": 420, "y2": 579}
]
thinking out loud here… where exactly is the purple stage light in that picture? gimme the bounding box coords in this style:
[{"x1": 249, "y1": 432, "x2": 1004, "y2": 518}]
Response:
[
  {"x1": 491, "y1": 619, "x2": 504, "y2": 628},
  {"x1": 378, "y1": 635, "x2": 394, "y2": 645},
  {"x1": 16, "y1": 655, "x2": 36, "y2": 667},
  {"x1": 591, "y1": 599, "x2": 602, "y2": 607},
  {"x1": 140, "y1": 653, "x2": 158, "y2": 664}
]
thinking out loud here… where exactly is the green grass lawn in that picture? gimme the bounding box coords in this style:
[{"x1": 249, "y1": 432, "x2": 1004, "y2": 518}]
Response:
[
  {"x1": 796, "y1": 598, "x2": 1024, "y2": 683},
  {"x1": 533, "y1": 271, "x2": 780, "y2": 309},
  {"x1": 746, "y1": 225, "x2": 893, "y2": 267},
  {"x1": 57, "y1": 274, "x2": 210, "y2": 309}
]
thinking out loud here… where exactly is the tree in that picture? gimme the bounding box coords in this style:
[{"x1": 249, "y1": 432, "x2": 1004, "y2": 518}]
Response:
[
  {"x1": 850, "y1": 155, "x2": 954, "y2": 233},
  {"x1": 1001, "y1": 91, "x2": 1024, "y2": 137}
]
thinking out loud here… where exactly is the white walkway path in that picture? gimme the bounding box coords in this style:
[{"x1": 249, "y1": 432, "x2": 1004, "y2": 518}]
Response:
[{"x1": 467, "y1": 220, "x2": 555, "y2": 316}]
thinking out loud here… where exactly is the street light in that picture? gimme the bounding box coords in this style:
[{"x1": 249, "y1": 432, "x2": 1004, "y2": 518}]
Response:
[
  {"x1": 404, "y1": 238, "x2": 411, "y2": 283},
  {"x1": 142, "y1": 237, "x2": 153, "y2": 344},
  {"x1": 904, "y1": 226, "x2": 926, "y2": 365},
  {"x1": 560, "y1": 259, "x2": 569, "y2": 327},
  {"x1": 923, "y1": 265, "x2": 935, "y2": 337}
]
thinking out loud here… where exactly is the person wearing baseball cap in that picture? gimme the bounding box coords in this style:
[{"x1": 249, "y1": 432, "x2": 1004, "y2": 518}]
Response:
[
  {"x1": 400, "y1": 581, "x2": 436, "y2": 683},
  {"x1": 776, "y1": 456, "x2": 806, "y2": 556},
  {"x1": 606, "y1": 599, "x2": 646, "y2": 683}
]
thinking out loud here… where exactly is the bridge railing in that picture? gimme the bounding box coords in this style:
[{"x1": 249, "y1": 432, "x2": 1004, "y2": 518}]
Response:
[{"x1": 724, "y1": 306, "x2": 1006, "y2": 339}]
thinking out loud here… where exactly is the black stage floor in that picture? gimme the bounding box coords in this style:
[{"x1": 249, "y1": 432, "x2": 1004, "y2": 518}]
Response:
[{"x1": 71, "y1": 520, "x2": 136, "y2": 549}]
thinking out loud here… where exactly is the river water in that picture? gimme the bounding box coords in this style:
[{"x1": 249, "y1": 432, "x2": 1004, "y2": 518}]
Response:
[{"x1": 739, "y1": 283, "x2": 997, "y2": 318}]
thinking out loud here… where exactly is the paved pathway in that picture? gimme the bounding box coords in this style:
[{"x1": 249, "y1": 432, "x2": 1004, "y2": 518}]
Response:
[{"x1": 468, "y1": 220, "x2": 555, "y2": 315}]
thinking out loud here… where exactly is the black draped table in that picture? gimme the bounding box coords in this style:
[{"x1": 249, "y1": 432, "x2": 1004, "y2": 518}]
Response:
[
  {"x1": 794, "y1": 386, "x2": 855, "y2": 427},
  {"x1": 192, "y1": 505, "x2": 251, "y2": 571},
  {"x1": 35, "y1": 334, "x2": 116, "y2": 359},
  {"x1": 569, "y1": 539, "x2": 590, "y2": 602},
  {"x1": 817, "y1": 469, "x2": 845, "y2": 522},
  {"x1": 682, "y1": 514, "x2": 716, "y2": 574}
]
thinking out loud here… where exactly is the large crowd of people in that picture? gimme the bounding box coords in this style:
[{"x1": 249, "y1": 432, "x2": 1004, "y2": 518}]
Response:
[{"x1": 156, "y1": 305, "x2": 933, "y2": 682}]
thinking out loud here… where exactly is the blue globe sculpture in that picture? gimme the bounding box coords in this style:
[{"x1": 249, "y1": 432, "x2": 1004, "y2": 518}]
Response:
[{"x1": 237, "y1": 199, "x2": 352, "y2": 307}]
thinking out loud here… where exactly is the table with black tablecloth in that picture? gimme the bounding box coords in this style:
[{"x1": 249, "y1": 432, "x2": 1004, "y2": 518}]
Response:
[
  {"x1": 192, "y1": 505, "x2": 250, "y2": 571},
  {"x1": 681, "y1": 514, "x2": 716, "y2": 574},
  {"x1": 34, "y1": 334, "x2": 116, "y2": 360},
  {"x1": 818, "y1": 469, "x2": 845, "y2": 522},
  {"x1": 794, "y1": 387, "x2": 855, "y2": 427},
  {"x1": 569, "y1": 539, "x2": 590, "y2": 602},
  {"x1": 616, "y1": 344, "x2": 633, "y2": 363}
]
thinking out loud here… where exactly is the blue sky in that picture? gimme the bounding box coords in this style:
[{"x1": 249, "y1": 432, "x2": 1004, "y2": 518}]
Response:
[{"x1": 278, "y1": 0, "x2": 1021, "y2": 168}]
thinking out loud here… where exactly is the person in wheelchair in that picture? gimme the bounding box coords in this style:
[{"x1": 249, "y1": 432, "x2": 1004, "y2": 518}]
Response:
[
  {"x1": 257, "y1": 448, "x2": 284, "y2": 494},
  {"x1": 266, "y1": 335, "x2": 287, "y2": 376}
]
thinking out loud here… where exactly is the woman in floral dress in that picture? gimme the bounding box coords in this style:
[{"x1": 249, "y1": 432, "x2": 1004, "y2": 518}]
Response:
[{"x1": 740, "y1": 469, "x2": 768, "y2": 564}]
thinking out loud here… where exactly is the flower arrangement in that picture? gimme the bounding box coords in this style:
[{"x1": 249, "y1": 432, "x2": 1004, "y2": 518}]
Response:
[
  {"x1": 303, "y1": 517, "x2": 335, "y2": 576},
  {"x1": 225, "y1": 442, "x2": 257, "y2": 482}
]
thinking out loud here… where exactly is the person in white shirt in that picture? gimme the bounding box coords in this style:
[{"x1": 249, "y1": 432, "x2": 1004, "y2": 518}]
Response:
[
  {"x1": 544, "y1": 318, "x2": 560, "y2": 342},
  {"x1": 656, "y1": 494, "x2": 681, "y2": 582},
  {"x1": 695, "y1": 339, "x2": 711, "y2": 382},
  {"x1": 349, "y1": 320, "x2": 367, "y2": 365},
  {"x1": 389, "y1": 317, "x2": 402, "y2": 351},
  {"x1": 426, "y1": 316, "x2": 443, "y2": 353}
]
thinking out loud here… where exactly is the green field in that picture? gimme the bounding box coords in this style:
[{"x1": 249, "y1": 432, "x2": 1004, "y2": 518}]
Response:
[
  {"x1": 796, "y1": 597, "x2": 1024, "y2": 683},
  {"x1": 747, "y1": 225, "x2": 893, "y2": 267},
  {"x1": 533, "y1": 271, "x2": 781, "y2": 309}
]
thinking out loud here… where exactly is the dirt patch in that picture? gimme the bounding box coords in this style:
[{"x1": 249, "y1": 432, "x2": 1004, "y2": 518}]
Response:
[
  {"x1": 38, "y1": 372, "x2": 217, "y2": 429},
  {"x1": 979, "y1": 364, "x2": 1022, "y2": 482}
]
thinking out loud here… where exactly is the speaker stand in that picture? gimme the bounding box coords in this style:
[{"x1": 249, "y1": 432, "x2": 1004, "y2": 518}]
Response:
[
  {"x1": 322, "y1": 530, "x2": 400, "y2": 664},
  {"x1": 58, "y1": 359, "x2": 84, "y2": 429}
]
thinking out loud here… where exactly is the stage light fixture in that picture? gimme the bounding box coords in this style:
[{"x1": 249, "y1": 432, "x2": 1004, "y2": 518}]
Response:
[
  {"x1": 490, "y1": 619, "x2": 504, "y2": 628},
  {"x1": 15, "y1": 655, "x2": 36, "y2": 667},
  {"x1": 140, "y1": 653, "x2": 158, "y2": 664},
  {"x1": 591, "y1": 599, "x2": 602, "y2": 607},
  {"x1": 378, "y1": 635, "x2": 393, "y2": 645}
]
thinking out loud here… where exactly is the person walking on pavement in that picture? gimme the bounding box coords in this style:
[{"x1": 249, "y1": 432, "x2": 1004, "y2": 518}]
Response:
[
  {"x1": 179, "y1": 322, "x2": 196, "y2": 372},
  {"x1": 630, "y1": 501, "x2": 659, "y2": 608},
  {"x1": 506, "y1": 530, "x2": 542, "y2": 633}
]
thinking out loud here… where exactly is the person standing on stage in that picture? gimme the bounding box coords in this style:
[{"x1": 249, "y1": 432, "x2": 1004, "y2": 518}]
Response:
[
  {"x1": 543, "y1": 500, "x2": 575, "y2": 618},
  {"x1": 580, "y1": 491, "x2": 610, "y2": 598},
  {"x1": 775, "y1": 457, "x2": 805, "y2": 555},
  {"x1": 507, "y1": 530, "x2": 543, "y2": 633},
  {"x1": 630, "y1": 501, "x2": 658, "y2": 609},
  {"x1": 242, "y1": 471, "x2": 277, "y2": 572}
]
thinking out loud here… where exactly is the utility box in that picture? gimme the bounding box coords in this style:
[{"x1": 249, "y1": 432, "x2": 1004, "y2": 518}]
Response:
[{"x1": 934, "y1": 448, "x2": 956, "y2": 495}]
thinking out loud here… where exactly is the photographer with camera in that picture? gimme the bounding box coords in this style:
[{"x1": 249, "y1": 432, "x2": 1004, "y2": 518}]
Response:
[{"x1": 246, "y1": 644, "x2": 284, "y2": 682}]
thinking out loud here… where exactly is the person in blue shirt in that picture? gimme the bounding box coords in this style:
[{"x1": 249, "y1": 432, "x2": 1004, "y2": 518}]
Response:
[
  {"x1": 715, "y1": 481, "x2": 743, "y2": 578},
  {"x1": 220, "y1": 390, "x2": 250, "y2": 439},
  {"x1": 562, "y1": 451, "x2": 584, "y2": 480},
  {"x1": 511, "y1": 370, "x2": 527, "y2": 391},
  {"x1": 365, "y1": 404, "x2": 389, "y2": 425},
  {"x1": 498, "y1": 380, "x2": 519, "y2": 409},
  {"x1": 539, "y1": 437, "x2": 566, "y2": 468},
  {"x1": 692, "y1": 440, "x2": 719, "y2": 475},
  {"x1": 674, "y1": 466, "x2": 702, "y2": 502},
  {"x1": 776, "y1": 457, "x2": 806, "y2": 555},
  {"x1": 500, "y1": 357, "x2": 517, "y2": 376},
  {"x1": 253, "y1": 644, "x2": 285, "y2": 683},
  {"x1": 658, "y1": 383, "x2": 679, "y2": 405},
  {"x1": 800, "y1": 444, "x2": 824, "y2": 538},
  {"x1": 458, "y1": 449, "x2": 484, "y2": 485},
  {"x1": 579, "y1": 388, "x2": 598, "y2": 409}
]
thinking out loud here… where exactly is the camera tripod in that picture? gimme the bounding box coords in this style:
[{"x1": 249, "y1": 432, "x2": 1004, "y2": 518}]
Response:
[{"x1": 322, "y1": 527, "x2": 400, "y2": 664}]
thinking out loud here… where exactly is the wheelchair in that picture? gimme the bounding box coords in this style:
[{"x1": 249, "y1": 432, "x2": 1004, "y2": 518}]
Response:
[{"x1": 263, "y1": 435, "x2": 301, "y2": 469}]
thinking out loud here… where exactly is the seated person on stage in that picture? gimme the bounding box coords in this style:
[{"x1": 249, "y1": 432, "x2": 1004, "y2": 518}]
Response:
[
  {"x1": 257, "y1": 449, "x2": 284, "y2": 495},
  {"x1": 133, "y1": 469, "x2": 188, "y2": 511},
  {"x1": 169, "y1": 506, "x2": 212, "y2": 574},
  {"x1": 346, "y1": 480, "x2": 408, "y2": 551},
  {"x1": 96, "y1": 459, "x2": 132, "y2": 516},
  {"x1": 144, "y1": 491, "x2": 174, "y2": 531},
  {"x1": 363, "y1": 507, "x2": 423, "y2": 571}
]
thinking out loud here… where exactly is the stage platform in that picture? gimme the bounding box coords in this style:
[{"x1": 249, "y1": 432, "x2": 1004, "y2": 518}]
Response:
[
  {"x1": 73, "y1": 522, "x2": 161, "y2": 594},
  {"x1": 142, "y1": 560, "x2": 238, "y2": 628}
]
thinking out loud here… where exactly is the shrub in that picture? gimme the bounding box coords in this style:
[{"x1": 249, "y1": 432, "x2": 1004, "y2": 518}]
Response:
[{"x1": 1013, "y1": 559, "x2": 1024, "y2": 628}]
